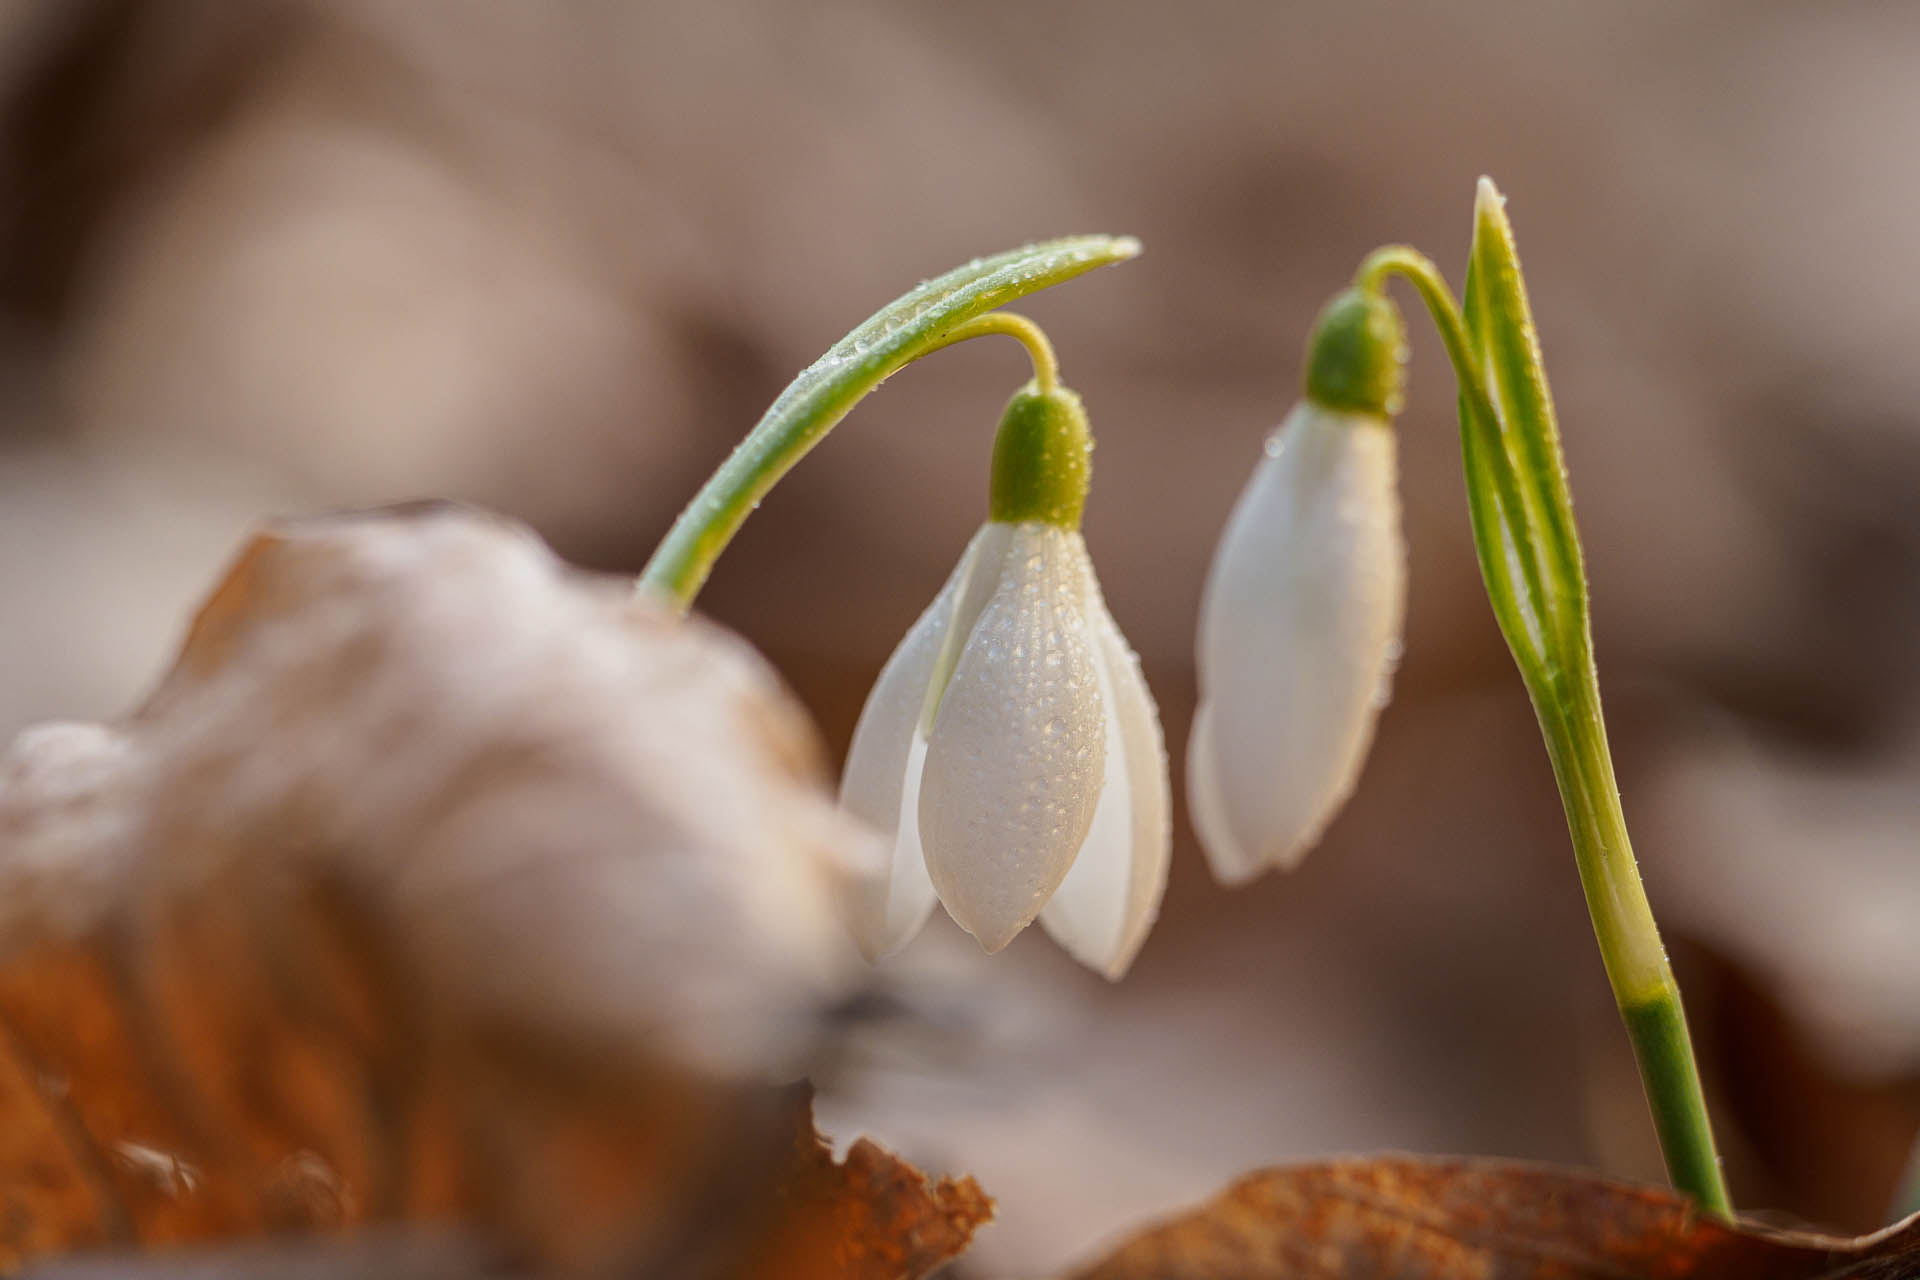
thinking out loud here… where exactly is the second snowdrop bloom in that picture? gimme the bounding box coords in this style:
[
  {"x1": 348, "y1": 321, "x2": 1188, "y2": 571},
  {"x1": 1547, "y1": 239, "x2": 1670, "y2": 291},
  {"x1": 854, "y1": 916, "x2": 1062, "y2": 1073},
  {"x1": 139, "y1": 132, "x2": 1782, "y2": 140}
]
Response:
[
  {"x1": 1188, "y1": 287, "x2": 1409, "y2": 884},
  {"x1": 840, "y1": 381, "x2": 1170, "y2": 978}
]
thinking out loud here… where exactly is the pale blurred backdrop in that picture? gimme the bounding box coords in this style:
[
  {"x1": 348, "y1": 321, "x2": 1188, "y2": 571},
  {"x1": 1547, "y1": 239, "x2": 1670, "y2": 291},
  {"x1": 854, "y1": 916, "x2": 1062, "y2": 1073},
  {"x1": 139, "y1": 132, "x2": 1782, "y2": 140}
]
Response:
[{"x1": 2, "y1": 2, "x2": 1918, "y2": 1274}]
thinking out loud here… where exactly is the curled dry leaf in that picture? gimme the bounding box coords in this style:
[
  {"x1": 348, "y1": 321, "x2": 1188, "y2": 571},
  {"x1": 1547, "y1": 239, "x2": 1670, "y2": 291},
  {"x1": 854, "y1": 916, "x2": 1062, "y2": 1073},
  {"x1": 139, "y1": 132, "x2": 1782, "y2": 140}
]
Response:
[
  {"x1": 0, "y1": 504, "x2": 986, "y2": 1277},
  {"x1": 1065, "y1": 1157, "x2": 1920, "y2": 1280}
]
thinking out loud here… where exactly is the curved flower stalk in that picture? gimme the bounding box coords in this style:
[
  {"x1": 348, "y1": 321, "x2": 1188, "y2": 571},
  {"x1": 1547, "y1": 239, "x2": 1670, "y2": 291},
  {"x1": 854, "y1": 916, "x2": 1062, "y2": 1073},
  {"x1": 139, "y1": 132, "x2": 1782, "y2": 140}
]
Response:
[
  {"x1": 1188, "y1": 288, "x2": 1408, "y2": 883},
  {"x1": 841, "y1": 382, "x2": 1171, "y2": 978}
]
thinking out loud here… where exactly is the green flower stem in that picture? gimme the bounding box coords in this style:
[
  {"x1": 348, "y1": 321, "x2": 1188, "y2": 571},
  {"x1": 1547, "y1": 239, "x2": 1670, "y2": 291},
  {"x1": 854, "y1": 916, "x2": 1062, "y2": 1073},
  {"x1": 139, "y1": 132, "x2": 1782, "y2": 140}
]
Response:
[
  {"x1": 638, "y1": 236, "x2": 1136, "y2": 610},
  {"x1": 923, "y1": 312, "x2": 1060, "y2": 394},
  {"x1": 1540, "y1": 675, "x2": 1729, "y2": 1215},
  {"x1": 1620, "y1": 986, "x2": 1734, "y2": 1216},
  {"x1": 1357, "y1": 241, "x2": 1733, "y2": 1219}
]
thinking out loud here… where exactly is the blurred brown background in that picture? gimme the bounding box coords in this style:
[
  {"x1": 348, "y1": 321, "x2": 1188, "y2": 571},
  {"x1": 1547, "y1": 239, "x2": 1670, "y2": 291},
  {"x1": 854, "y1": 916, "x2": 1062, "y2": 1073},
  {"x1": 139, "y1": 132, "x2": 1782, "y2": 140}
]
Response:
[{"x1": 1, "y1": 1, "x2": 1917, "y2": 1274}]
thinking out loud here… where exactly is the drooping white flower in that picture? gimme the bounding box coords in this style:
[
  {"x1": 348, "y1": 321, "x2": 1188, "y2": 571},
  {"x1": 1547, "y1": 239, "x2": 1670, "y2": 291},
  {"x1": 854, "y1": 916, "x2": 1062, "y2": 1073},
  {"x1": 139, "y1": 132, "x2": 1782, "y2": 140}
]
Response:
[
  {"x1": 1188, "y1": 288, "x2": 1408, "y2": 884},
  {"x1": 840, "y1": 383, "x2": 1170, "y2": 978}
]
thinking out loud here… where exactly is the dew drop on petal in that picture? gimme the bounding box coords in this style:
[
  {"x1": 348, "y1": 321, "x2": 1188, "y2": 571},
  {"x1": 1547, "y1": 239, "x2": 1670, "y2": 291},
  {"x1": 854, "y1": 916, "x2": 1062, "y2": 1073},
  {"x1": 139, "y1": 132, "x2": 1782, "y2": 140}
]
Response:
[{"x1": 919, "y1": 525, "x2": 1107, "y2": 951}]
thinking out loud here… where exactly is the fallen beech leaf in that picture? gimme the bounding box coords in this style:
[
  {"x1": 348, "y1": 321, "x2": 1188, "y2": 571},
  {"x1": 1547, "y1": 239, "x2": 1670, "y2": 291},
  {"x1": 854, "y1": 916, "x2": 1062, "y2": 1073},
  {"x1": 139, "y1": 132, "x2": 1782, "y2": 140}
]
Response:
[
  {"x1": 0, "y1": 505, "x2": 987, "y2": 1276},
  {"x1": 1066, "y1": 1158, "x2": 1920, "y2": 1280}
]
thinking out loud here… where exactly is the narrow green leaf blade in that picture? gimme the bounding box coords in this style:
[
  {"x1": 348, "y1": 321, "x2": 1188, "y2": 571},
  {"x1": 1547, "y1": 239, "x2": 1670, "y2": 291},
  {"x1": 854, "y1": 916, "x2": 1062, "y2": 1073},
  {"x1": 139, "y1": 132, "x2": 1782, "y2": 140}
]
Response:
[
  {"x1": 1456, "y1": 250, "x2": 1554, "y2": 675},
  {"x1": 641, "y1": 235, "x2": 1140, "y2": 606},
  {"x1": 1455, "y1": 382, "x2": 1544, "y2": 669},
  {"x1": 1465, "y1": 180, "x2": 1589, "y2": 646}
]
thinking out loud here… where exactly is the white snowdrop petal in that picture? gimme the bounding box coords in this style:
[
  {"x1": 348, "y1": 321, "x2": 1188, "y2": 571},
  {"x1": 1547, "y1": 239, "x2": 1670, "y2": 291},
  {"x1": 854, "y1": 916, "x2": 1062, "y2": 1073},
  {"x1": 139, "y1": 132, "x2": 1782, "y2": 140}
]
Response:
[
  {"x1": 919, "y1": 524, "x2": 1106, "y2": 952},
  {"x1": 1041, "y1": 585, "x2": 1171, "y2": 979},
  {"x1": 1039, "y1": 633, "x2": 1132, "y2": 972},
  {"x1": 920, "y1": 523, "x2": 1014, "y2": 733},
  {"x1": 845, "y1": 736, "x2": 938, "y2": 960},
  {"x1": 1185, "y1": 703, "x2": 1260, "y2": 884},
  {"x1": 1099, "y1": 614, "x2": 1174, "y2": 970},
  {"x1": 838, "y1": 527, "x2": 999, "y2": 958},
  {"x1": 1191, "y1": 402, "x2": 1405, "y2": 881}
]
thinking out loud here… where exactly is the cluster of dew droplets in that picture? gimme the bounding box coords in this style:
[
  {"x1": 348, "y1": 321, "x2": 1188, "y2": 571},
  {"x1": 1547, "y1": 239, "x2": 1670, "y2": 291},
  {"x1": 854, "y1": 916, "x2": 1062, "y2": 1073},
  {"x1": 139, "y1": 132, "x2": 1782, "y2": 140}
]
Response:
[{"x1": 918, "y1": 524, "x2": 1106, "y2": 950}]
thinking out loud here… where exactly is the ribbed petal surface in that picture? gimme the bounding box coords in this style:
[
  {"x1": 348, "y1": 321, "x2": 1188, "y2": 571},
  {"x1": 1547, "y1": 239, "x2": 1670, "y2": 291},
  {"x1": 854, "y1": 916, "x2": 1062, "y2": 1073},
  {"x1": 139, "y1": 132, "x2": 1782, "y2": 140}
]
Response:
[
  {"x1": 838, "y1": 526, "x2": 1004, "y2": 958},
  {"x1": 1040, "y1": 570, "x2": 1171, "y2": 979},
  {"x1": 919, "y1": 524, "x2": 1105, "y2": 952},
  {"x1": 1189, "y1": 402, "x2": 1405, "y2": 883}
]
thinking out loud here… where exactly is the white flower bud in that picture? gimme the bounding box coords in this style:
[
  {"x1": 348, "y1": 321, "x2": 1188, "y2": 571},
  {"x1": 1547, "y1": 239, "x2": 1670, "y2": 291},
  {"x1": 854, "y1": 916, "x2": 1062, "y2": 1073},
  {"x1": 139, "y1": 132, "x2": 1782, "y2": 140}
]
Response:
[{"x1": 1187, "y1": 401, "x2": 1405, "y2": 883}]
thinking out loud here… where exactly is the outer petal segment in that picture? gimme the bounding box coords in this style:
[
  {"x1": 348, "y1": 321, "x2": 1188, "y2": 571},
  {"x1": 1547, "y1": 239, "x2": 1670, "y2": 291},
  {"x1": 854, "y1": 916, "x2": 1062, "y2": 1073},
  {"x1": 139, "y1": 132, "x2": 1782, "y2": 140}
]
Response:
[
  {"x1": 1040, "y1": 570, "x2": 1171, "y2": 979},
  {"x1": 1189, "y1": 402, "x2": 1405, "y2": 883},
  {"x1": 919, "y1": 524, "x2": 1105, "y2": 952},
  {"x1": 839, "y1": 526, "x2": 1001, "y2": 958}
]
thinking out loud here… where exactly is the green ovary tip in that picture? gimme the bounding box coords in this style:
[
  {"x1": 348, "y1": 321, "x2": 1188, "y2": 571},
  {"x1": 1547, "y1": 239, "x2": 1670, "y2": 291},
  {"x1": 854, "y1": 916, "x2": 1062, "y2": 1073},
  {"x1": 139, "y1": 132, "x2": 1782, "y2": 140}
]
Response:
[
  {"x1": 1304, "y1": 286, "x2": 1407, "y2": 418},
  {"x1": 988, "y1": 382, "x2": 1093, "y2": 528}
]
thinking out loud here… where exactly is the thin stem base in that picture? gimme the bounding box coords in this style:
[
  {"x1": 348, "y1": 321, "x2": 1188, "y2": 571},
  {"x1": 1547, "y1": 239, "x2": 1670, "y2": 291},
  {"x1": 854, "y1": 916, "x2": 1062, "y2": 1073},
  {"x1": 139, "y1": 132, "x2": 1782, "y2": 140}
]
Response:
[{"x1": 1622, "y1": 991, "x2": 1733, "y2": 1217}]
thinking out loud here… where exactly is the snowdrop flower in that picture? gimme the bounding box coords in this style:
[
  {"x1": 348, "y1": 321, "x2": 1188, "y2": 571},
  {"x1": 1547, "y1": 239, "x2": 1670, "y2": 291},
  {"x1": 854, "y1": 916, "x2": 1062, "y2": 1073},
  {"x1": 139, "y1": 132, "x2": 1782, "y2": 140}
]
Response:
[
  {"x1": 840, "y1": 381, "x2": 1170, "y2": 978},
  {"x1": 1188, "y1": 287, "x2": 1408, "y2": 884}
]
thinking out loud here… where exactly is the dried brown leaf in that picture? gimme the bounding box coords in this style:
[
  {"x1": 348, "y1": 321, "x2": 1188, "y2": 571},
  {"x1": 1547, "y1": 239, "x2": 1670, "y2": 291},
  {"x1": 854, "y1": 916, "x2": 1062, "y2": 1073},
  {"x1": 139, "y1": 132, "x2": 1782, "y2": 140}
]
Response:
[
  {"x1": 27, "y1": 1091, "x2": 992, "y2": 1280},
  {"x1": 736, "y1": 1091, "x2": 993, "y2": 1280},
  {"x1": 0, "y1": 505, "x2": 984, "y2": 1277},
  {"x1": 1066, "y1": 1157, "x2": 1920, "y2": 1280}
]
